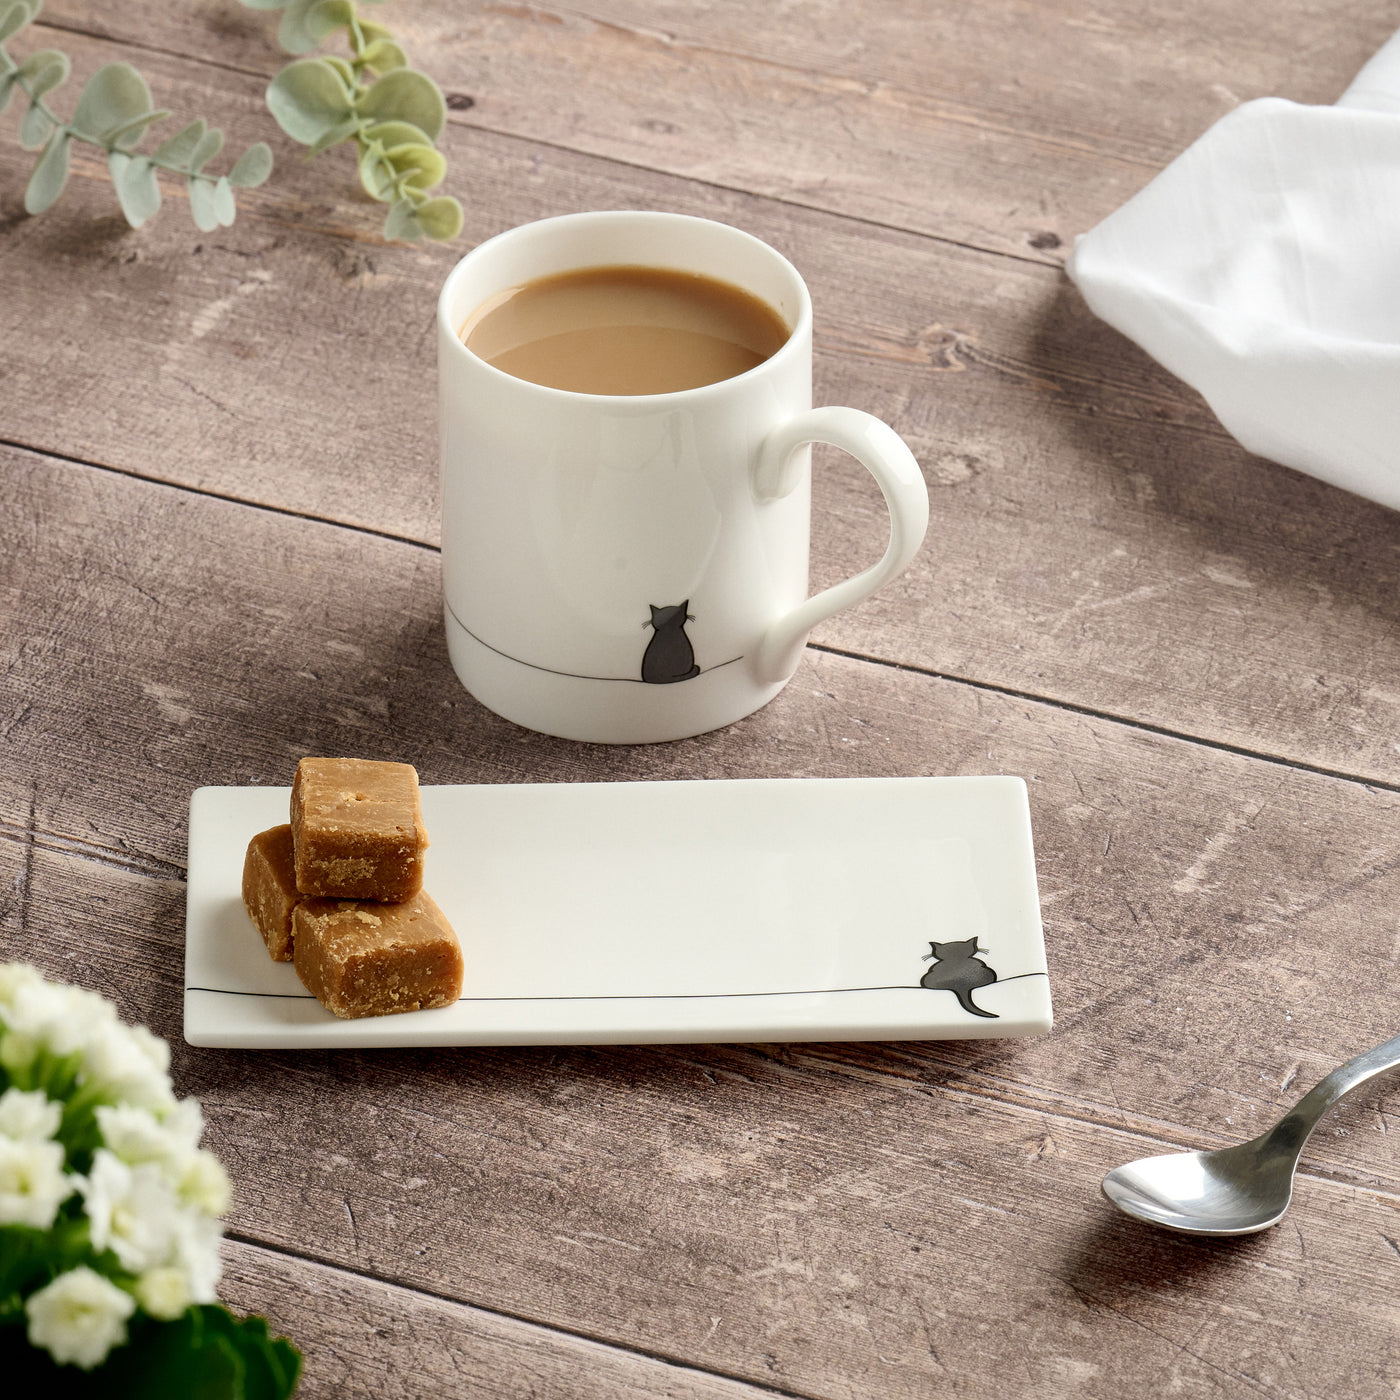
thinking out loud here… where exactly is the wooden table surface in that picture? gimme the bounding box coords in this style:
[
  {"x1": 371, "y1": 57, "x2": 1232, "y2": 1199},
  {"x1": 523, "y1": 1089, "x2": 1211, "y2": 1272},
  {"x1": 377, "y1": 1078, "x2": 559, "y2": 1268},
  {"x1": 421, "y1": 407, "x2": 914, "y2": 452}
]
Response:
[{"x1": 5, "y1": 2, "x2": 1400, "y2": 1395}]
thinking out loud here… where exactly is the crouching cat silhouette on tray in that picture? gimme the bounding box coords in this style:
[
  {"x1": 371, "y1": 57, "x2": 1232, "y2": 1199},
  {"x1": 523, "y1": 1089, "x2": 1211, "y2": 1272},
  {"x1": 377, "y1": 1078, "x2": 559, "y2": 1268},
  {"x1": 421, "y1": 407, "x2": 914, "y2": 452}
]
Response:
[{"x1": 920, "y1": 938, "x2": 999, "y2": 1018}]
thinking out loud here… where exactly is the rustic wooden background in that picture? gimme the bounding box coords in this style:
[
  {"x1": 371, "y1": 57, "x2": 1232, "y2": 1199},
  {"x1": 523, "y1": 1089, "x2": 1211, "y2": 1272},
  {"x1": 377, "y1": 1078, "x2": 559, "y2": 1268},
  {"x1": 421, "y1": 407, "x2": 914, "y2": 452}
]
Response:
[{"x1": 4, "y1": 2, "x2": 1400, "y2": 1395}]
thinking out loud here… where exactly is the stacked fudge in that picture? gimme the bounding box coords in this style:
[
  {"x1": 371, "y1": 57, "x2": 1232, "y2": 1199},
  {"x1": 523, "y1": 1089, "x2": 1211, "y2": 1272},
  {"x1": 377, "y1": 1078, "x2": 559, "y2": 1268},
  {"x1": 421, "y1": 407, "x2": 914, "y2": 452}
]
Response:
[{"x1": 241, "y1": 758, "x2": 463, "y2": 1019}]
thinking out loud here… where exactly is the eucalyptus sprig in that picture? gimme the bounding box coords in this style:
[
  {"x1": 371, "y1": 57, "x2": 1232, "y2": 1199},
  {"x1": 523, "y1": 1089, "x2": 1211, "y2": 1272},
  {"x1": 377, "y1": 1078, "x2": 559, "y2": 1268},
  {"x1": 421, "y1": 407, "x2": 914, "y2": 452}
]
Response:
[
  {"x1": 0, "y1": 0, "x2": 272, "y2": 229},
  {"x1": 242, "y1": 0, "x2": 463, "y2": 242}
]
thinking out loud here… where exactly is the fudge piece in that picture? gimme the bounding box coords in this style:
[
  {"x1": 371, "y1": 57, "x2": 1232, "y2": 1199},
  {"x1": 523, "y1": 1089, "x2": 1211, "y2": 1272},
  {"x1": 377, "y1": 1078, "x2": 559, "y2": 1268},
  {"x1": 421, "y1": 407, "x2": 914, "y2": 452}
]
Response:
[
  {"x1": 291, "y1": 757, "x2": 428, "y2": 901},
  {"x1": 241, "y1": 825, "x2": 300, "y2": 961},
  {"x1": 292, "y1": 891, "x2": 463, "y2": 1019}
]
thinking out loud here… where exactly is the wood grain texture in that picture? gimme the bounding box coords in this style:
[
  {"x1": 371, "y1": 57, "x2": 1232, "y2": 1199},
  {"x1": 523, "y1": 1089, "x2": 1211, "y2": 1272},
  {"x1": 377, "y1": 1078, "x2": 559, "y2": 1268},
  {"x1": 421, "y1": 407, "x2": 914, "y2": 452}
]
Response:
[
  {"x1": 6, "y1": 839, "x2": 1400, "y2": 1400},
  {"x1": 5, "y1": 451, "x2": 1400, "y2": 1396},
  {"x1": 218, "y1": 1239, "x2": 781, "y2": 1400},
  {"x1": 35, "y1": 0, "x2": 1399, "y2": 262},
  {"x1": 2, "y1": 38, "x2": 1399, "y2": 788}
]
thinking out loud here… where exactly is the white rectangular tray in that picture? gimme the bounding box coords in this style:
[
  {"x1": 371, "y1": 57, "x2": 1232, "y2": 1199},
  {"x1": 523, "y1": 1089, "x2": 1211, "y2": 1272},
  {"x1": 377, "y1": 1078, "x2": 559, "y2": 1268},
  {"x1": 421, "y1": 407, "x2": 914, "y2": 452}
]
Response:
[{"x1": 184, "y1": 776, "x2": 1050, "y2": 1048}]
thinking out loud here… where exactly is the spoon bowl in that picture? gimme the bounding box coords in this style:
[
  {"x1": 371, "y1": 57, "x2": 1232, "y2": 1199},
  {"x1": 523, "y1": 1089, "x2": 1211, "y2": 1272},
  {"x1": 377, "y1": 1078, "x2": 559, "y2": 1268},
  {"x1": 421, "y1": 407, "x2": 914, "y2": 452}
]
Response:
[{"x1": 1102, "y1": 1030, "x2": 1400, "y2": 1235}]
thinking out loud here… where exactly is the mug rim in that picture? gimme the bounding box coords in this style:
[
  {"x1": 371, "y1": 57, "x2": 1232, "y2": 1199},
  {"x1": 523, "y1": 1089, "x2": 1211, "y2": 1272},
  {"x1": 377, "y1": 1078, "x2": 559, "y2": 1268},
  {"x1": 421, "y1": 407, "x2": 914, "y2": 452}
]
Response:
[{"x1": 437, "y1": 210, "x2": 813, "y2": 405}]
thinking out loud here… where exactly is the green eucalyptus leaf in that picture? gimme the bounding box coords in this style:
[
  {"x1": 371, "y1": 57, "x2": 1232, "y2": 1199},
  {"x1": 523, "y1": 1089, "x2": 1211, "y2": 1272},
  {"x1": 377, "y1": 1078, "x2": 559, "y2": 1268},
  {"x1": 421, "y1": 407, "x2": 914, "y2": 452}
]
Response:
[
  {"x1": 228, "y1": 141, "x2": 273, "y2": 187},
  {"x1": 238, "y1": 0, "x2": 289, "y2": 9},
  {"x1": 0, "y1": 71, "x2": 16, "y2": 118},
  {"x1": 70, "y1": 63, "x2": 153, "y2": 142},
  {"x1": 24, "y1": 129, "x2": 69, "y2": 214},
  {"x1": 17, "y1": 99, "x2": 53, "y2": 150},
  {"x1": 358, "y1": 145, "x2": 393, "y2": 199},
  {"x1": 412, "y1": 193, "x2": 463, "y2": 241},
  {"x1": 189, "y1": 126, "x2": 224, "y2": 172},
  {"x1": 153, "y1": 117, "x2": 205, "y2": 166},
  {"x1": 383, "y1": 195, "x2": 419, "y2": 240},
  {"x1": 306, "y1": 0, "x2": 353, "y2": 43},
  {"x1": 277, "y1": 0, "x2": 322, "y2": 55},
  {"x1": 357, "y1": 19, "x2": 393, "y2": 43},
  {"x1": 323, "y1": 54, "x2": 355, "y2": 88},
  {"x1": 384, "y1": 140, "x2": 445, "y2": 191},
  {"x1": 17, "y1": 47, "x2": 66, "y2": 99},
  {"x1": 354, "y1": 67, "x2": 445, "y2": 139},
  {"x1": 102, "y1": 106, "x2": 171, "y2": 149},
  {"x1": 109, "y1": 150, "x2": 162, "y2": 226},
  {"x1": 266, "y1": 57, "x2": 354, "y2": 143},
  {"x1": 360, "y1": 118, "x2": 432, "y2": 148},
  {"x1": 359, "y1": 38, "x2": 406, "y2": 72},
  {"x1": 304, "y1": 114, "x2": 360, "y2": 156},
  {"x1": 0, "y1": 1, "x2": 34, "y2": 43},
  {"x1": 188, "y1": 174, "x2": 220, "y2": 232},
  {"x1": 1, "y1": 46, "x2": 14, "y2": 75},
  {"x1": 213, "y1": 174, "x2": 236, "y2": 226}
]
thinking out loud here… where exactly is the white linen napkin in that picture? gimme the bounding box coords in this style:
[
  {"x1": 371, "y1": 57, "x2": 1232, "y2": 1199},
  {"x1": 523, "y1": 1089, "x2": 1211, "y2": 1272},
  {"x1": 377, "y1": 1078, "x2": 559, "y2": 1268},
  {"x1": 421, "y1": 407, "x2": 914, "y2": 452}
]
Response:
[{"x1": 1065, "y1": 30, "x2": 1400, "y2": 511}]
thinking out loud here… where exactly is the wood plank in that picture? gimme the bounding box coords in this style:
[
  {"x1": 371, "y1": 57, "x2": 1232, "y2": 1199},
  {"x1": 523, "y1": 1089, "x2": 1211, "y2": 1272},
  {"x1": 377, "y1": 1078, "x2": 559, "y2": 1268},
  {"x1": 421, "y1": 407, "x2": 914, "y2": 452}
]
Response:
[
  {"x1": 6, "y1": 449, "x2": 1400, "y2": 1393},
  {"x1": 219, "y1": 1239, "x2": 779, "y2": 1400},
  {"x1": 6, "y1": 842, "x2": 1400, "y2": 1399},
  {"x1": 36, "y1": 0, "x2": 1398, "y2": 262},
  {"x1": 3, "y1": 40, "x2": 1399, "y2": 786}
]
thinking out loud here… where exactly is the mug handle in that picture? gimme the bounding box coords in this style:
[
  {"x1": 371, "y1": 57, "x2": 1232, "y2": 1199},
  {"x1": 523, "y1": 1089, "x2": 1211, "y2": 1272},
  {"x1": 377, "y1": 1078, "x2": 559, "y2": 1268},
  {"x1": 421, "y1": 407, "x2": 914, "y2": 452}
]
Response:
[{"x1": 751, "y1": 406, "x2": 930, "y2": 684}]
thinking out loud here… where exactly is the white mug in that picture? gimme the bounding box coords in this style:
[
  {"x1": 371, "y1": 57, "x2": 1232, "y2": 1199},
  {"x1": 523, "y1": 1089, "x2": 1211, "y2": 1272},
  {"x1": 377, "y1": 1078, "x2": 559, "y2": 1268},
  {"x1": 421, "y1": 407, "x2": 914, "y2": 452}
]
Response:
[{"x1": 437, "y1": 211, "x2": 929, "y2": 744}]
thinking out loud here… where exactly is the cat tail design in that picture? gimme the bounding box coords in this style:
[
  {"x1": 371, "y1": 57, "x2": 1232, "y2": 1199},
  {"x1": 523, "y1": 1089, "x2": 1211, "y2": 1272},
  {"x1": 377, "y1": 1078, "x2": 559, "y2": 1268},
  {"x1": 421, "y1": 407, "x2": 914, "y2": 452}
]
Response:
[{"x1": 953, "y1": 988, "x2": 999, "y2": 1019}]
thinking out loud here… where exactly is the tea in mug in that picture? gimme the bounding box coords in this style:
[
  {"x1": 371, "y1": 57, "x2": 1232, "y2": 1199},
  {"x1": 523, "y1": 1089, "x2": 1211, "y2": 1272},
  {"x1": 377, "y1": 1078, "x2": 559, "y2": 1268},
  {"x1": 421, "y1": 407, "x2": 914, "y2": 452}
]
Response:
[{"x1": 460, "y1": 264, "x2": 790, "y2": 395}]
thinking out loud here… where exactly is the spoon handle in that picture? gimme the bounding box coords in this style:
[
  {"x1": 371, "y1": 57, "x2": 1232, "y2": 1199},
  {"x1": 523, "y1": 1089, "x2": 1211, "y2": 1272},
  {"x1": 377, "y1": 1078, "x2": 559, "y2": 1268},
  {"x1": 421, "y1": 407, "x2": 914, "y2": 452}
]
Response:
[{"x1": 1265, "y1": 1030, "x2": 1400, "y2": 1155}]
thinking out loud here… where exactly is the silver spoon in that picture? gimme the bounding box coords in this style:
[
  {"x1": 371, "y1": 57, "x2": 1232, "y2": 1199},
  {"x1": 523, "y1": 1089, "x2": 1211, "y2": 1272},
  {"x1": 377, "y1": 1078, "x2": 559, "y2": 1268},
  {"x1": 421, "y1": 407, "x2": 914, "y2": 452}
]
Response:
[{"x1": 1101, "y1": 1031, "x2": 1400, "y2": 1235}]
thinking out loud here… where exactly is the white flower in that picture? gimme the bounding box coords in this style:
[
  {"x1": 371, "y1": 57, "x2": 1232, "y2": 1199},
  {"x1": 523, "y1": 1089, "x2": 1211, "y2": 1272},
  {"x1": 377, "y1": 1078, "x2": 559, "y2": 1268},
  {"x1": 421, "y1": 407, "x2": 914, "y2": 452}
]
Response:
[
  {"x1": 95, "y1": 1103, "x2": 177, "y2": 1169},
  {"x1": 1, "y1": 978, "x2": 117, "y2": 1059},
  {"x1": 0, "y1": 961, "x2": 46, "y2": 1010},
  {"x1": 0, "y1": 1087, "x2": 62, "y2": 1142},
  {"x1": 134, "y1": 1266, "x2": 190, "y2": 1321},
  {"x1": 81, "y1": 1150, "x2": 180, "y2": 1273},
  {"x1": 161, "y1": 1097, "x2": 205, "y2": 1149},
  {"x1": 81, "y1": 1022, "x2": 174, "y2": 1113},
  {"x1": 172, "y1": 1208, "x2": 224, "y2": 1303},
  {"x1": 25, "y1": 1266, "x2": 136, "y2": 1370},
  {"x1": 0, "y1": 1137, "x2": 73, "y2": 1229},
  {"x1": 177, "y1": 1150, "x2": 232, "y2": 1217}
]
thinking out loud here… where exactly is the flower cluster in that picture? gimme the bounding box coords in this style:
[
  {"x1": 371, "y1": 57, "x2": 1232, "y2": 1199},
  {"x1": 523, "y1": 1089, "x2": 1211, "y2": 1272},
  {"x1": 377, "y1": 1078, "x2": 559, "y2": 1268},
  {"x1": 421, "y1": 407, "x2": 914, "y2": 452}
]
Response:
[{"x1": 0, "y1": 963, "x2": 229, "y2": 1371}]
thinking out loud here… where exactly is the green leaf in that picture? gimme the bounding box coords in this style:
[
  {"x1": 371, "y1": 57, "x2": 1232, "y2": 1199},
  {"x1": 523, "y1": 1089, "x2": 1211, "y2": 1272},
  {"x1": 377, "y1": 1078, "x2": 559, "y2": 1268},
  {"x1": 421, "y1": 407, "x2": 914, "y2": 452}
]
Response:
[
  {"x1": 0, "y1": 72, "x2": 16, "y2": 118},
  {"x1": 17, "y1": 100, "x2": 52, "y2": 150},
  {"x1": 359, "y1": 38, "x2": 406, "y2": 72},
  {"x1": 360, "y1": 118, "x2": 432, "y2": 148},
  {"x1": 277, "y1": 0, "x2": 322, "y2": 55},
  {"x1": 412, "y1": 193, "x2": 463, "y2": 241},
  {"x1": 17, "y1": 47, "x2": 67, "y2": 100},
  {"x1": 385, "y1": 140, "x2": 445, "y2": 191},
  {"x1": 304, "y1": 114, "x2": 360, "y2": 156},
  {"x1": 213, "y1": 174, "x2": 236, "y2": 226},
  {"x1": 188, "y1": 175, "x2": 220, "y2": 232},
  {"x1": 189, "y1": 126, "x2": 224, "y2": 172},
  {"x1": 239, "y1": 0, "x2": 289, "y2": 9},
  {"x1": 0, "y1": 1, "x2": 34, "y2": 43},
  {"x1": 228, "y1": 141, "x2": 273, "y2": 187},
  {"x1": 383, "y1": 195, "x2": 419, "y2": 240},
  {"x1": 323, "y1": 54, "x2": 355, "y2": 88},
  {"x1": 153, "y1": 117, "x2": 205, "y2": 166},
  {"x1": 358, "y1": 144, "x2": 393, "y2": 199},
  {"x1": 357, "y1": 20, "x2": 393, "y2": 43},
  {"x1": 70, "y1": 63, "x2": 153, "y2": 142},
  {"x1": 354, "y1": 67, "x2": 445, "y2": 139},
  {"x1": 24, "y1": 129, "x2": 69, "y2": 213},
  {"x1": 306, "y1": 0, "x2": 353, "y2": 43},
  {"x1": 265, "y1": 57, "x2": 354, "y2": 143},
  {"x1": 109, "y1": 151, "x2": 161, "y2": 226},
  {"x1": 102, "y1": 106, "x2": 171, "y2": 149}
]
